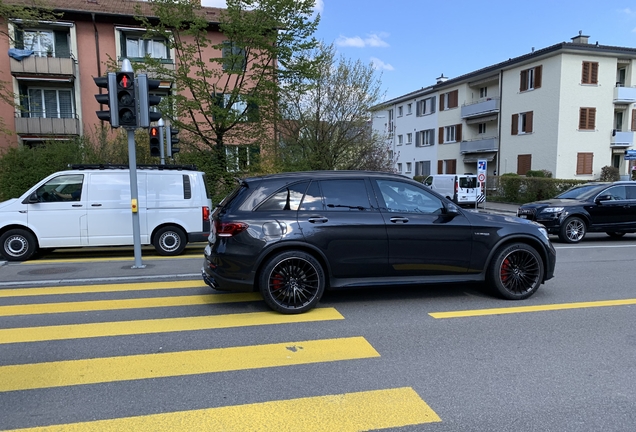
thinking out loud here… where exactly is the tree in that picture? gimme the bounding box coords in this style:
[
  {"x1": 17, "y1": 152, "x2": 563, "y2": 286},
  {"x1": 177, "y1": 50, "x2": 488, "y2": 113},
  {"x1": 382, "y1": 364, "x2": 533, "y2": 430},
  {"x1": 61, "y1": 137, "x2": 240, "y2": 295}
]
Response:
[
  {"x1": 276, "y1": 43, "x2": 393, "y2": 172},
  {"x1": 133, "y1": 0, "x2": 319, "y2": 177}
]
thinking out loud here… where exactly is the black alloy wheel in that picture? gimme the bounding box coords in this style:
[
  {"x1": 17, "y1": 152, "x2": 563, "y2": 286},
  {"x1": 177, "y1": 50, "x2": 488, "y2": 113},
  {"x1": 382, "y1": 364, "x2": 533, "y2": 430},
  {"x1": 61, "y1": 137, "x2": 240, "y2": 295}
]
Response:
[
  {"x1": 488, "y1": 243, "x2": 544, "y2": 300},
  {"x1": 259, "y1": 251, "x2": 325, "y2": 314}
]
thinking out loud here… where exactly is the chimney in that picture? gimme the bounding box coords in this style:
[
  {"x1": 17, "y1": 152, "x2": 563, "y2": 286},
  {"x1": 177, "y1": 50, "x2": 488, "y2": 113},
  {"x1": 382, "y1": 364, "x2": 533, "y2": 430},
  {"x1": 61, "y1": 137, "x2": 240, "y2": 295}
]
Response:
[
  {"x1": 571, "y1": 31, "x2": 590, "y2": 44},
  {"x1": 436, "y1": 73, "x2": 448, "y2": 84}
]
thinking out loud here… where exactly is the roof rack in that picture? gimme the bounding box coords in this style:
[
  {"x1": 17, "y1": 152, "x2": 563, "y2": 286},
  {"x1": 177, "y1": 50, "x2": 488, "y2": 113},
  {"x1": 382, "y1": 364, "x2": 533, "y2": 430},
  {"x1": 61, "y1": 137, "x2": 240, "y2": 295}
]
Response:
[{"x1": 68, "y1": 164, "x2": 198, "y2": 171}]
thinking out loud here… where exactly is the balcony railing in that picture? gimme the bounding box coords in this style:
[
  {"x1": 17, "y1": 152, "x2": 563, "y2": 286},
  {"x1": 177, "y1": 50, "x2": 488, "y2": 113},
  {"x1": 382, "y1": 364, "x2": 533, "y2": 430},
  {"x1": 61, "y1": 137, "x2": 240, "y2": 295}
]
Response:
[
  {"x1": 461, "y1": 97, "x2": 500, "y2": 119},
  {"x1": 460, "y1": 136, "x2": 499, "y2": 154},
  {"x1": 15, "y1": 114, "x2": 80, "y2": 136},
  {"x1": 10, "y1": 55, "x2": 76, "y2": 78},
  {"x1": 613, "y1": 86, "x2": 636, "y2": 104},
  {"x1": 610, "y1": 130, "x2": 634, "y2": 147}
]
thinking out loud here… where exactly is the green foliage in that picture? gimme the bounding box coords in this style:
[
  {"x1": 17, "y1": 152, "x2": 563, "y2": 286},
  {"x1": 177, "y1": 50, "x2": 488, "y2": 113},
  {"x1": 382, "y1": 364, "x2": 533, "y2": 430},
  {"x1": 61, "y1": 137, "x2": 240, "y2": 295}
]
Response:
[
  {"x1": 525, "y1": 169, "x2": 552, "y2": 178},
  {"x1": 413, "y1": 175, "x2": 425, "y2": 183},
  {"x1": 600, "y1": 165, "x2": 620, "y2": 182},
  {"x1": 488, "y1": 176, "x2": 588, "y2": 204}
]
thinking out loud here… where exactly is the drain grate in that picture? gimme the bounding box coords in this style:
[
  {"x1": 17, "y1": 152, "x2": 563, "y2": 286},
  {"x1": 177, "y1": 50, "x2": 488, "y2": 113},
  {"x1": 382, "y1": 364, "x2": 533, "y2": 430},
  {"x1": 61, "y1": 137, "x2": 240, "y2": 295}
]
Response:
[{"x1": 22, "y1": 267, "x2": 78, "y2": 276}]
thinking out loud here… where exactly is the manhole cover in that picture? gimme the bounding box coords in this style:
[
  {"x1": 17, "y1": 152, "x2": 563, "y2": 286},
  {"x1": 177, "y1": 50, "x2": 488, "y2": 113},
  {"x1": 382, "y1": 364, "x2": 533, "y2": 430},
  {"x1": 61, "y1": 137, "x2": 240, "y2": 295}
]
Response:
[{"x1": 21, "y1": 267, "x2": 78, "y2": 276}]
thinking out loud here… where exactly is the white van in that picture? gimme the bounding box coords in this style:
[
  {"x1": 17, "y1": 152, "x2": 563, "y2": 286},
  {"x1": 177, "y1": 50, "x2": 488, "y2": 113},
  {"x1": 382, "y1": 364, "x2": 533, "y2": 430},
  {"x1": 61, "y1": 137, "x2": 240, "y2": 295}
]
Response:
[
  {"x1": 423, "y1": 174, "x2": 483, "y2": 206},
  {"x1": 0, "y1": 165, "x2": 212, "y2": 261}
]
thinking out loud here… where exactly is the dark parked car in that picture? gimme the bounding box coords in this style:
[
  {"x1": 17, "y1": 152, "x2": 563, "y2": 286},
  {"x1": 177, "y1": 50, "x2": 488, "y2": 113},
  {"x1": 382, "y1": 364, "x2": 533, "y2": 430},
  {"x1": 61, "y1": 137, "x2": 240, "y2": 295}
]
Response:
[
  {"x1": 517, "y1": 181, "x2": 636, "y2": 243},
  {"x1": 203, "y1": 171, "x2": 556, "y2": 314}
]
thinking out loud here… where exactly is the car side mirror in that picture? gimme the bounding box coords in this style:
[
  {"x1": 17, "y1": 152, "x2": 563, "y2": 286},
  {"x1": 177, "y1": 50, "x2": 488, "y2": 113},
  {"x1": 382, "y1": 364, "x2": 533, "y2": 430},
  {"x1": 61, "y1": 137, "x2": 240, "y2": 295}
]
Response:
[
  {"x1": 444, "y1": 202, "x2": 461, "y2": 216},
  {"x1": 596, "y1": 194, "x2": 612, "y2": 203},
  {"x1": 26, "y1": 192, "x2": 39, "y2": 204}
]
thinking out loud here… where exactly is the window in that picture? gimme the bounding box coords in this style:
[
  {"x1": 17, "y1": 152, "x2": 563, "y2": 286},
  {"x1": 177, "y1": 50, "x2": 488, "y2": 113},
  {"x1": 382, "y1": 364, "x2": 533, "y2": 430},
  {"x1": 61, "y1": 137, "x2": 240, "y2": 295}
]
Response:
[
  {"x1": 225, "y1": 144, "x2": 259, "y2": 172},
  {"x1": 35, "y1": 174, "x2": 84, "y2": 202},
  {"x1": 24, "y1": 88, "x2": 74, "y2": 118},
  {"x1": 416, "y1": 129, "x2": 435, "y2": 147},
  {"x1": 122, "y1": 32, "x2": 168, "y2": 59},
  {"x1": 257, "y1": 182, "x2": 309, "y2": 211},
  {"x1": 579, "y1": 107, "x2": 596, "y2": 130},
  {"x1": 517, "y1": 154, "x2": 532, "y2": 175},
  {"x1": 217, "y1": 93, "x2": 258, "y2": 122},
  {"x1": 511, "y1": 111, "x2": 533, "y2": 135},
  {"x1": 16, "y1": 28, "x2": 71, "y2": 58},
  {"x1": 388, "y1": 109, "x2": 394, "y2": 135},
  {"x1": 397, "y1": 106, "x2": 403, "y2": 117},
  {"x1": 582, "y1": 62, "x2": 599, "y2": 85},
  {"x1": 406, "y1": 104, "x2": 412, "y2": 115},
  {"x1": 439, "y1": 90, "x2": 459, "y2": 110},
  {"x1": 406, "y1": 162, "x2": 412, "y2": 173},
  {"x1": 415, "y1": 161, "x2": 431, "y2": 177},
  {"x1": 397, "y1": 134, "x2": 404, "y2": 145},
  {"x1": 520, "y1": 65, "x2": 542, "y2": 91},
  {"x1": 478, "y1": 123, "x2": 487, "y2": 134},
  {"x1": 480, "y1": 87, "x2": 488, "y2": 98},
  {"x1": 397, "y1": 163, "x2": 403, "y2": 173},
  {"x1": 23, "y1": 29, "x2": 54, "y2": 57},
  {"x1": 222, "y1": 41, "x2": 246, "y2": 72},
  {"x1": 406, "y1": 133, "x2": 412, "y2": 145},
  {"x1": 321, "y1": 179, "x2": 372, "y2": 211},
  {"x1": 576, "y1": 152, "x2": 593, "y2": 175},
  {"x1": 438, "y1": 124, "x2": 462, "y2": 143},
  {"x1": 376, "y1": 180, "x2": 444, "y2": 214},
  {"x1": 416, "y1": 96, "x2": 436, "y2": 116},
  {"x1": 437, "y1": 159, "x2": 457, "y2": 174}
]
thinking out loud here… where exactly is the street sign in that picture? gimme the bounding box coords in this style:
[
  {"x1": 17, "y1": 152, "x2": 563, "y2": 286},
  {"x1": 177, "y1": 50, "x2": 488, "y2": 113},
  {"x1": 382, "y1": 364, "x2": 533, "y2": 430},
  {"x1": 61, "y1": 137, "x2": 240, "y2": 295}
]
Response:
[
  {"x1": 625, "y1": 150, "x2": 636, "y2": 156},
  {"x1": 478, "y1": 173, "x2": 486, "y2": 182}
]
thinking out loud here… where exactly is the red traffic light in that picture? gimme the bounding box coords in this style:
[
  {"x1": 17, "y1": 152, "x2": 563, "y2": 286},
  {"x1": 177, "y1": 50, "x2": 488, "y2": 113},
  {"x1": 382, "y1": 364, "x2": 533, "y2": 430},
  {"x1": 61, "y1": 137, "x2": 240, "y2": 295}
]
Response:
[
  {"x1": 118, "y1": 74, "x2": 132, "y2": 88},
  {"x1": 150, "y1": 127, "x2": 159, "y2": 137}
]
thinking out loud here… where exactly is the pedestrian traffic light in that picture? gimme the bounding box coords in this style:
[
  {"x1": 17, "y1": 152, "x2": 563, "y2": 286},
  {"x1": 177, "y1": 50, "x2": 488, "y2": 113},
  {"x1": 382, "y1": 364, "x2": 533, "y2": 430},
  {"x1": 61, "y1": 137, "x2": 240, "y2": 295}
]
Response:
[
  {"x1": 149, "y1": 126, "x2": 161, "y2": 157},
  {"x1": 167, "y1": 125, "x2": 180, "y2": 157},
  {"x1": 137, "y1": 74, "x2": 163, "y2": 128},
  {"x1": 93, "y1": 73, "x2": 119, "y2": 127},
  {"x1": 116, "y1": 71, "x2": 137, "y2": 127}
]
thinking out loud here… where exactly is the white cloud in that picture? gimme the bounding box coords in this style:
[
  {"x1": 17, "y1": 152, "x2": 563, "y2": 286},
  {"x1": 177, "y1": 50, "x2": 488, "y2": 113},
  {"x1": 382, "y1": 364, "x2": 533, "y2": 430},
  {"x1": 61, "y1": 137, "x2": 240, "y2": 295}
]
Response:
[
  {"x1": 336, "y1": 33, "x2": 390, "y2": 48},
  {"x1": 370, "y1": 57, "x2": 394, "y2": 71},
  {"x1": 314, "y1": 0, "x2": 324, "y2": 14}
]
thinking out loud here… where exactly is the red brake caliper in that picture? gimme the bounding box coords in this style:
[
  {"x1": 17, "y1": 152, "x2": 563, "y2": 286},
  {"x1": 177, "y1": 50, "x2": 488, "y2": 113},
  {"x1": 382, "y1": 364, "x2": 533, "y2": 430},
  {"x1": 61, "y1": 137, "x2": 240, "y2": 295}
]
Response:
[
  {"x1": 272, "y1": 274, "x2": 284, "y2": 291},
  {"x1": 501, "y1": 258, "x2": 510, "y2": 283}
]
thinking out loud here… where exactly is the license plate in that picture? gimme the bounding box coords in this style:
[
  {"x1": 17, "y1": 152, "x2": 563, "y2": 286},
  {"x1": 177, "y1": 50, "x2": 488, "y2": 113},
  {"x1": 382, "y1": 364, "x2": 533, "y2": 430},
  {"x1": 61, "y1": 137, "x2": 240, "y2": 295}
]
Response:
[{"x1": 519, "y1": 214, "x2": 527, "y2": 219}]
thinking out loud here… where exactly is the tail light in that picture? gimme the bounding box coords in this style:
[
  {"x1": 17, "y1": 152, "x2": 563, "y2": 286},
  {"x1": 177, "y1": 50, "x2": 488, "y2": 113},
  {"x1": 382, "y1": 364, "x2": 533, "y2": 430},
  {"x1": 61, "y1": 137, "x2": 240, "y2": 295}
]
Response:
[
  {"x1": 454, "y1": 180, "x2": 458, "y2": 195},
  {"x1": 202, "y1": 206, "x2": 210, "y2": 222},
  {"x1": 215, "y1": 220, "x2": 248, "y2": 237}
]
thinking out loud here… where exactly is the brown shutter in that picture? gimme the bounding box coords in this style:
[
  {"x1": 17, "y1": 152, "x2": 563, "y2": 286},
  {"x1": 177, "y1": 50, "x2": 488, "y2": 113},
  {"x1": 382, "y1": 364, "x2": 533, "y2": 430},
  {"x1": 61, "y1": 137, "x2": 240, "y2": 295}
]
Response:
[
  {"x1": 511, "y1": 114, "x2": 519, "y2": 135},
  {"x1": 534, "y1": 66, "x2": 542, "y2": 89},
  {"x1": 449, "y1": 90, "x2": 458, "y2": 108},
  {"x1": 582, "y1": 62, "x2": 590, "y2": 84},
  {"x1": 439, "y1": 127, "x2": 444, "y2": 144},
  {"x1": 517, "y1": 154, "x2": 532, "y2": 175},
  {"x1": 437, "y1": 160, "x2": 443, "y2": 174},
  {"x1": 579, "y1": 108, "x2": 587, "y2": 129},
  {"x1": 520, "y1": 70, "x2": 527, "y2": 91},
  {"x1": 525, "y1": 111, "x2": 533, "y2": 133},
  {"x1": 588, "y1": 108, "x2": 596, "y2": 129},
  {"x1": 576, "y1": 153, "x2": 584, "y2": 175},
  {"x1": 591, "y1": 62, "x2": 598, "y2": 84},
  {"x1": 456, "y1": 123, "x2": 462, "y2": 141},
  {"x1": 585, "y1": 153, "x2": 593, "y2": 174},
  {"x1": 439, "y1": 94, "x2": 445, "y2": 111},
  {"x1": 631, "y1": 110, "x2": 636, "y2": 131},
  {"x1": 447, "y1": 159, "x2": 457, "y2": 174},
  {"x1": 577, "y1": 152, "x2": 593, "y2": 175}
]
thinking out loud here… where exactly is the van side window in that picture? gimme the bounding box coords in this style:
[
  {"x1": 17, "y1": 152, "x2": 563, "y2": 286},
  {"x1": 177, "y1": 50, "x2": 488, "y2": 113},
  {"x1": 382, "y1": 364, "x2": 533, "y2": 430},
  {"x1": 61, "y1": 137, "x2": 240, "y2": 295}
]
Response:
[
  {"x1": 35, "y1": 174, "x2": 84, "y2": 202},
  {"x1": 183, "y1": 175, "x2": 192, "y2": 199}
]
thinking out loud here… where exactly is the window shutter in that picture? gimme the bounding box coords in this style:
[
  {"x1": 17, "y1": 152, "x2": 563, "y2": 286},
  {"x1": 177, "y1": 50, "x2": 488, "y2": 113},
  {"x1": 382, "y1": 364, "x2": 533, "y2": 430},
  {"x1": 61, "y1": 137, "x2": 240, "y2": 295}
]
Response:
[
  {"x1": 591, "y1": 63, "x2": 598, "y2": 84},
  {"x1": 632, "y1": 110, "x2": 636, "y2": 131},
  {"x1": 517, "y1": 154, "x2": 532, "y2": 175},
  {"x1": 54, "y1": 31, "x2": 70, "y2": 58},
  {"x1": 416, "y1": 101, "x2": 421, "y2": 116},
  {"x1": 415, "y1": 131, "x2": 420, "y2": 146},
  {"x1": 585, "y1": 153, "x2": 593, "y2": 174},
  {"x1": 520, "y1": 70, "x2": 527, "y2": 91},
  {"x1": 447, "y1": 159, "x2": 457, "y2": 174},
  {"x1": 439, "y1": 94, "x2": 445, "y2": 111},
  {"x1": 456, "y1": 124, "x2": 462, "y2": 141},
  {"x1": 449, "y1": 90, "x2": 458, "y2": 108},
  {"x1": 430, "y1": 129, "x2": 435, "y2": 145},
  {"x1": 582, "y1": 62, "x2": 590, "y2": 84},
  {"x1": 511, "y1": 114, "x2": 519, "y2": 135},
  {"x1": 534, "y1": 66, "x2": 542, "y2": 89},
  {"x1": 525, "y1": 111, "x2": 533, "y2": 133},
  {"x1": 588, "y1": 108, "x2": 596, "y2": 129},
  {"x1": 577, "y1": 152, "x2": 594, "y2": 175},
  {"x1": 579, "y1": 108, "x2": 587, "y2": 129},
  {"x1": 14, "y1": 27, "x2": 24, "y2": 50},
  {"x1": 437, "y1": 160, "x2": 443, "y2": 174},
  {"x1": 576, "y1": 153, "x2": 584, "y2": 175},
  {"x1": 438, "y1": 127, "x2": 444, "y2": 144}
]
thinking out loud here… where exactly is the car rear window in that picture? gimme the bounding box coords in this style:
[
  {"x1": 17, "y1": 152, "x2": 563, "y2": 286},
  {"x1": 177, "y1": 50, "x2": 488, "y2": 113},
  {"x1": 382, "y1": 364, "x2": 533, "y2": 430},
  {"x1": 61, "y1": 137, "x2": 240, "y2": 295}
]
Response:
[{"x1": 459, "y1": 177, "x2": 477, "y2": 189}]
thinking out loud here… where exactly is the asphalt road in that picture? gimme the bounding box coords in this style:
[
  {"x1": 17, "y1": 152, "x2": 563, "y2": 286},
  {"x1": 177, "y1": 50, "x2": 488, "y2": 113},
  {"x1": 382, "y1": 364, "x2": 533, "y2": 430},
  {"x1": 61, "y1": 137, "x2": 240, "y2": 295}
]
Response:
[{"x1": 1, "y1": 234, "x2": 636, "y2": 431}]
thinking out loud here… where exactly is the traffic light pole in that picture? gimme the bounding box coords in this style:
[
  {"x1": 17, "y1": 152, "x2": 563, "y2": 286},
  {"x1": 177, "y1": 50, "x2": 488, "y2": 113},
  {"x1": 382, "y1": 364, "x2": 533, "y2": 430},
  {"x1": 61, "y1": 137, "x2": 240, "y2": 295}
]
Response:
[
  {"x1": 127, "y1": 127, "x2": 145, "y2": 269},
  {"x1": 158, "y1": 118, "x2": 165, "y2": 165}
]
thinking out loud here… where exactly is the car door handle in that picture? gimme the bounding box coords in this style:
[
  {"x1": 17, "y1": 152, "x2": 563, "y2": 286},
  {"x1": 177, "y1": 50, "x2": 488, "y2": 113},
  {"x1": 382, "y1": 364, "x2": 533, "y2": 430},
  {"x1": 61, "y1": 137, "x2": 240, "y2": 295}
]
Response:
[
  {"x1": 72, "y1": 204, "x2": 83, "y2": 207},
  {"x1": 390, "y1": 217, "x2": 409, "y2": 223},
  {"x1": 91, "y1": 203, "x2": 102, "y2": 207},
  {"x1": 308, "y1": 217, "x2": 328, "y2": 224}
]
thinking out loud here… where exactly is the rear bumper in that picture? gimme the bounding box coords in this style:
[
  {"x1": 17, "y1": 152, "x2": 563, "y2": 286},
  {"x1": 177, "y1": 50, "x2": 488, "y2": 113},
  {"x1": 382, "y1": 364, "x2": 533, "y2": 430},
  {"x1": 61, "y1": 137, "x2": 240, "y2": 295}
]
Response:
[{"x1": 188, "y1": 231, "x2": 209, "y2": 243}]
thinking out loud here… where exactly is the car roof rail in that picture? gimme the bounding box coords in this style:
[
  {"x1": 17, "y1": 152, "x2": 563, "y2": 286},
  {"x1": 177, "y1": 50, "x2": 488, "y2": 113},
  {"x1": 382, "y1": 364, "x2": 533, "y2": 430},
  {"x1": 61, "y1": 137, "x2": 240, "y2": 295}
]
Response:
[{"x1": 68, "y1": 164, "x2": 198, "y2": 171}]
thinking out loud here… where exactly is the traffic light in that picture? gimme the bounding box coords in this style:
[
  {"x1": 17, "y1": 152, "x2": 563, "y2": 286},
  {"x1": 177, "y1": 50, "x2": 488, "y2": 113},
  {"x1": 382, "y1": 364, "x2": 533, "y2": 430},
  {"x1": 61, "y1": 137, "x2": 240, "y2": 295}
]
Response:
[
  {"x1": 149, "y1": 126, "x2": 161, "y2": 157},
  {"x1": 137, "y1": 74, "x2": 163, "y2": 128},
  {"x1": 116, "y1": 71, "x2": 137, "y2": 127},
  {"x1": 167, "y1": 125, "x2": 180, "y2": 157},
  {"x1": 93, "y1": 73, "x2": 119, "y2": 127}
]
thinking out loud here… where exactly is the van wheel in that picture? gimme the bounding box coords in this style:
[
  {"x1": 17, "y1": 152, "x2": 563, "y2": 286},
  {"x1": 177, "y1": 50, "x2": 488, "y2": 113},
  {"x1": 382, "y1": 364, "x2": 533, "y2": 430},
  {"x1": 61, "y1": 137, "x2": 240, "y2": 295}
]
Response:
[
  {"x1": 0, "y1": 229, "x2": 37, "y2": 261},
  {"x1": 153, "y1": 226, "x2": 187, "y2": 256},
  {"x1": 259, "y1": 251, "x2": 325, "y2": 314}
]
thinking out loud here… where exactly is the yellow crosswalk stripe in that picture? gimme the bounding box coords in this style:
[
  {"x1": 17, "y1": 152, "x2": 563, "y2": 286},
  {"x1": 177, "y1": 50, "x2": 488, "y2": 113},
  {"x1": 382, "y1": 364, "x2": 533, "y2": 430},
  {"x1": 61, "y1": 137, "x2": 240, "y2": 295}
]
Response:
[
  {"x1": 0, "y1": 280, "x2": 208, "y2": 298},
  {"x1": 0, "y1": 337, "x2": 379, "y2": 392},
  {"x1": 0, "y1": 308, "x2": 344, "y2": 344},
  {"x1": 0, "y1": 293, "x2": 262, "y2": 317},
  {"x1": 429, "y1": 298, "x2": 636, "y2": 318},
  {"x1": 9, "y1": 387, "x2": 441, "y2": 431}
]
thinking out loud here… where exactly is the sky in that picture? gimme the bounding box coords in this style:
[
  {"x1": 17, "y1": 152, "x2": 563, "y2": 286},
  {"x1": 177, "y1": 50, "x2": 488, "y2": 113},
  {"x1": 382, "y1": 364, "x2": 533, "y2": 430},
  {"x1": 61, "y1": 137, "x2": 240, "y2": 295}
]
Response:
[{"x1": 201, "y1": 0, "x2": 636, "y2": 101}]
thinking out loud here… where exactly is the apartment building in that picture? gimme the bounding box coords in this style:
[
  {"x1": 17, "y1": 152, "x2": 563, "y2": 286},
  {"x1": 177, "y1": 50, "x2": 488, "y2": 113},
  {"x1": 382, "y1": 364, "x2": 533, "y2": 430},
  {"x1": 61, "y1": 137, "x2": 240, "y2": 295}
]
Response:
[
  {"x1": 372, "y1": 33, "x2": 636, "y2": 180},
  {"x1": 0, "y1": 0, "x2": 224, "y2": 150}
]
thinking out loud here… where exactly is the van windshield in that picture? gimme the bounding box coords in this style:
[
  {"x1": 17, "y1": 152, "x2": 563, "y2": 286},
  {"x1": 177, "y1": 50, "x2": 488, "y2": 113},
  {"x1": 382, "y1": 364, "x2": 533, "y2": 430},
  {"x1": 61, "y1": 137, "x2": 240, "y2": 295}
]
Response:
[{"x1": 459, "y1": 177, "x2": 477, "y2": 189}]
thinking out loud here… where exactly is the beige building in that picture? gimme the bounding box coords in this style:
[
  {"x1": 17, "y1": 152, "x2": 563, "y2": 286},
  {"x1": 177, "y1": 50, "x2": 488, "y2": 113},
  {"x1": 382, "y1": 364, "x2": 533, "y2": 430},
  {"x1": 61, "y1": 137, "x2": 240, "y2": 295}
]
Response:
[{"x1": 373, "y1": 33, "x2": 636, "y2": 180}]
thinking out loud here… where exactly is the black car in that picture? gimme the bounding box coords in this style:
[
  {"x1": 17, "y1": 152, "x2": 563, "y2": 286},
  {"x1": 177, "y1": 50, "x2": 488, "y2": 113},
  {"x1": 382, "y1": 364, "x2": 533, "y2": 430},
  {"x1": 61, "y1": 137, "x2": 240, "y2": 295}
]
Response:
[
  {"x1": 203, "y1": 171, "x2": 556, "y2": 314},
  {"x1": 517, "y1": 181, "x2": 636, "y2": 243}
]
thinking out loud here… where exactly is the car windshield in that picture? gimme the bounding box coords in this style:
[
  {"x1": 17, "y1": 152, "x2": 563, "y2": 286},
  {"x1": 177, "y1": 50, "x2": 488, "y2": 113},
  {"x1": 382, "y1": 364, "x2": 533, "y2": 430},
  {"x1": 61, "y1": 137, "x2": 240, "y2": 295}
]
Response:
[{"x1": 556, "y1": 184, "x2": 606, "y2": 200}]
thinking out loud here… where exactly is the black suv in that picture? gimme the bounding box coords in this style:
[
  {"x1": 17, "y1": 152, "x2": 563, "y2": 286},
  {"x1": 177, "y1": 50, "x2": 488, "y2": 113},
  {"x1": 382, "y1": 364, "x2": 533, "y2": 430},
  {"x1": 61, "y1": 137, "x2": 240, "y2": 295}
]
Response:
[
  {"x1": 203, "y1": 171, "x2": 556, "y2": 313},
  {"x1": 517, "y1": 181, "x2": 636, "y2": 243}
]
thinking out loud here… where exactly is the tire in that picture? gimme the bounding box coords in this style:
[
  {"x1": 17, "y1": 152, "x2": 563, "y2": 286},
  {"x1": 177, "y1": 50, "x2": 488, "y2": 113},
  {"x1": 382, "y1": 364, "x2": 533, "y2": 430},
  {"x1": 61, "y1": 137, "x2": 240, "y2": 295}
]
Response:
[
  {"x1": 153, "y1": 226, "x2": 187, "y2": 256},
  {"x1": 259, "y1": 251, "x2": 325, "y2": 314},
  {"x1": 0, "y1": 229, "x2": 37, "y2": 261},
  {"x1": 606, "y1": 232, "x2": 626, "y2": 239},
  {"x1": 558, "y1": 216, "x2": 586, "y2": 243},
  {"x1": 487, "y1": 243, "x2": 544, "y2": 300}
]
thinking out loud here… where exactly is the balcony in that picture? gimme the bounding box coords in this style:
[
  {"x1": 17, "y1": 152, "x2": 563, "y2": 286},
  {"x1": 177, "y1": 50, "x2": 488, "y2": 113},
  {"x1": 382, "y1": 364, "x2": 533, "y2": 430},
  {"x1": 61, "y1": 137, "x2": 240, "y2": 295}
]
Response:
[
  {"x1": 613, "y1": 86, "x2": 636, "y2": 104},
  {"x1": 610, "y1": 130, "x2": 634, "y2": 147},
  {"x1": 460, "y1": 136, "x2": 499, "y2": 154},
  {"x1": 15, "y1": 115, "x2": 80, "y2": 136},
  {"x1": 461, "y1": 97, "x2": 500, "y2": 119},
  {"x1": 10, "y1": 56, "x2": 76, "y2": 79}
]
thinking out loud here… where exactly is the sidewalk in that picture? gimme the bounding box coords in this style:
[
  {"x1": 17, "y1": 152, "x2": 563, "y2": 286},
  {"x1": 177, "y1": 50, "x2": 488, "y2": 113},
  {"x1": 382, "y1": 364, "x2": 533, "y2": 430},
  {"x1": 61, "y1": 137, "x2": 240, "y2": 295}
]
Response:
[{"x1": 479, "y1": 201, "x2": 519, "y2": 215}]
